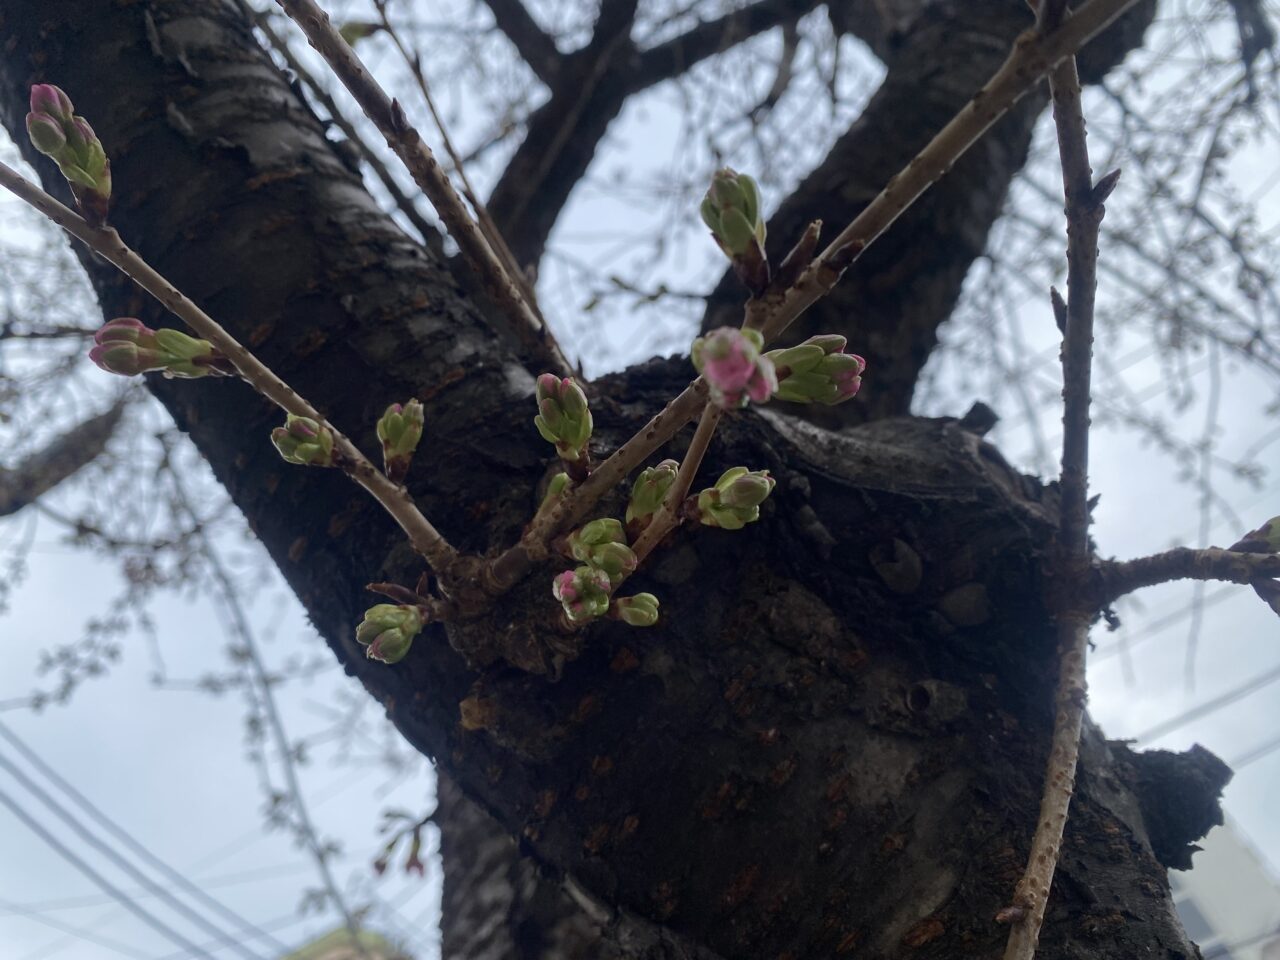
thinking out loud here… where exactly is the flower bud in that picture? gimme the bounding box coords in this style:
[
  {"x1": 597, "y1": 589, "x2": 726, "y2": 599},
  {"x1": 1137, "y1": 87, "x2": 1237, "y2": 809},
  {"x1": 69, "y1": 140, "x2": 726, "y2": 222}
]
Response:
[
  {"x1": 534, "y1": 374, "x2": 593, "y2": 463},
  {"x1": 88, "y1": 318, "x2": 221, "y2": 378},
  {"x1": 356, "y1": 603, "x2": 423, "y2": 664},
  {"x1": 552, "y1": 566, "x2": 613, "y2": 623},
  {"x1": 271, "y1": 414, "x2": 336, "y2": 467},
  {"x1": 567, "y1": 518, "x2": 636, "y2": 584},
  {"x1": 626, "y1": 459, "x2": 679, "y2": 524},
  {"x1": 25, "y1": 84, "x2": 111, "y2": 222},
  {"x1": 541, "y1": 472, "x2": 570, "y2": 511},
  {"x1": 700, "y1": 168, "x2": 765, "y2": 256},
  {"x1": 613, "y1": 593, "x2": 660, "y2": 627},
  {"x1": 376, "y1": 400, "x2": 425, "y2": 482},
  {"x1": 696, "y1": 467, "x2": 776, "y2": 530},
  {"x1": 29, "y1": 84, "x2": 74, "y2": 121},
  {"x1": 700, "y1": 169, "x2": 769, "y2": 293},
  {"x1": 766, "y1": 335, "x2": 866, "y2": 405},
  {"x1": 692, "y1": 327, "x2": 777, "y2": 409}
]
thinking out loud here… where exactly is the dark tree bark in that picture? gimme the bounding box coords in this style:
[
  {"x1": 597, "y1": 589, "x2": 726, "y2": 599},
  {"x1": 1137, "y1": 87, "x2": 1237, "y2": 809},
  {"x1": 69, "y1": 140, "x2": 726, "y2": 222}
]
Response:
[{"x1": 1, "y1": 3, "x2": 1220, "y2": 960}]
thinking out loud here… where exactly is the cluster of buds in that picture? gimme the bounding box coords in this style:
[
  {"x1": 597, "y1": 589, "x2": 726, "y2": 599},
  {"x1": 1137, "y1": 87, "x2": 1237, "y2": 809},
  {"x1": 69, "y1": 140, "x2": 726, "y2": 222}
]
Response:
[
  {"x1": 89, "y1": 318, "x2": 227, "y2": 379},
  {"x1": 566, "y1": 518, "x2": 637, "y2": 586},
  {"x1": 766, "y1": 335, "x2": 866, "y2": 405},
  {"x1": 626, "y1": 459, "x2": 679, "y2": 532},
  {"x1": 554, "y1": 518, "x2": 661, "y2": 626},
  {"x1": 692, "y1": 327, "x2": 777, "y2": 409},
  {"x1": 271, "y1": 414, "x2": 336, "y2": 467},
  {"x1": 25, "y1": 84, "x2": 112, "y2": 224},
  {"x1": 534, "y1": 375, "x2": 592, "y2": 470},
  {"x1": 697, "y1": 467, "x2": 776, "y2": 530},
  {"x1": 356, "y1": 604, "x2": 424, "y2": 664},
  {"x1": 552, "y1": 566, "x2": 614, "y2": 623},
  {"x1": 700, "y1": 168, "x2": 769, "y2": 294},
  {"x1": 376, "y1": 400, "x2": 424, "y2": 483}
]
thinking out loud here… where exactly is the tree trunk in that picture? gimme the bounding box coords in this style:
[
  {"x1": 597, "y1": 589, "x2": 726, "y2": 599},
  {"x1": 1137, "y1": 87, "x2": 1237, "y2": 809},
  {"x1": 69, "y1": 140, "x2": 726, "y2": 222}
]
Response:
[{"x1": 0, "y1": 3, "x2": 1222, "y2": 958}]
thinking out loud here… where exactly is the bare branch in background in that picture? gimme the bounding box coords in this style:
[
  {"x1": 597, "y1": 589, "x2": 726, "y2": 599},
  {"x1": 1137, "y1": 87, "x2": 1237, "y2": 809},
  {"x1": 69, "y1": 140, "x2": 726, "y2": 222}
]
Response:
[{"x1": 0, "y1": 400, "x2": 124, "y2": 517}]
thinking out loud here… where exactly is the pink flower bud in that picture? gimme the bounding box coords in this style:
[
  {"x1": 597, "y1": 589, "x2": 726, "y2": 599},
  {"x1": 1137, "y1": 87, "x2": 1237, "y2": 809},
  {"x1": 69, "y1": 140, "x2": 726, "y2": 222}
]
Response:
[
  {"x1": 692, "y1": 327, "x2": 777, "y2": 409},
  {"x1": 29, "y1": 84, "x2": 73, "y2": 122},
  {"x1": 89, "y1": 341, "x2": 167, "y2": 376}
]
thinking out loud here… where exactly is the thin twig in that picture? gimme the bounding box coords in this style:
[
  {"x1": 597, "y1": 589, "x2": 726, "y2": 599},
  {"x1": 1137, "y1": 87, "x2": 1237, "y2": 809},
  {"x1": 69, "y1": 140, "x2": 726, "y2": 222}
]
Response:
[
  {"x1": 757, "y1": 0, "x2": 1140, "y2": 347},
  {"x1": 165, "y1": 458, "x2": 369, "y2": 958},
  {"x1": 1001, "y1": 11, "x2": 1108, "y2": 959},
  {"x1": 485, "y1": 380, "x2": 709, "y2": 591},
  {"x1": 1097, "y1": 547, "x2": 1280, "y2": 603},
  {"x1": 632, "y1": 404, "x2": 722, "y2": 561},
  {"x1": 371, "y1": 0, "x2": 540, "y2": 315},
  {"x1": 274, "y1": 0, "x2": 571, "y2": 377},
  {"x1": 0, "y1": 160, "x2": 461, "y2": 578},
  {"x1": 252, "y1": 9, "x2": 442, "y2": 253}
]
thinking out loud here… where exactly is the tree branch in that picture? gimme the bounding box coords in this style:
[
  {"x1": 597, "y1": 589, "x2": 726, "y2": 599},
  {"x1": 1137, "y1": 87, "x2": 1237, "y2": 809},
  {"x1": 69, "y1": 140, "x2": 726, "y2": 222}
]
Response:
[
  {"x1": 253, "y1": 9, "x2": 443, "y2": 254},
  {"x1": 1002, "y1": 7, "x2": 1108, "y2": 956},
  {"x1": 701, "y1": 0, "x2": 1154, "y2": 425},
  {"x1": 487, "y1": 0, "x2": 825, "y2": 269},
  {"x1": 1098, "y1": 547, "x2": 1280, "y2": 604},
  {"x1": 480, "y1": 0, "x2": 562, "y2": 86},
  {"x1": 0, "y1": 401, "x2": 125, "y2": 517},
  {"x1": 275, "y1": 0, "x2": 572, "y2": 378},
  {"x1": 0, "y1": 161, "x2": 462, "y2": 578}
]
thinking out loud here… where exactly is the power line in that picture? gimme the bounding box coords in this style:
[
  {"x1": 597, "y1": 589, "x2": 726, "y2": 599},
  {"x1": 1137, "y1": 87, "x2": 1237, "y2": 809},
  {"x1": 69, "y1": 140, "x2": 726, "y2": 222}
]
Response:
[
  {"x1": 0, "y1": 895, "x2": 153, "y2": 960},
  {"x1": 0, "y1": 718, "x2": 289, "y2": 954},
  {"x1": 1133, "y1": 658, "x2": 1280, "y2": 744},
  {"x1": 1229, "y1": 731, "x2": 1280, "y2": 770},
  {"x1": 0, "y1": 785, "x2": 218, "y2": 960},
  {"x1": 0, "y1": 749, "x2": 265, "y2": 960},
  {"x1": 0, "y1": 859, "x2": 309, "y2": 917},
  {"x1": 166, "y1": 462, "x2": 369, "y2": 957}
]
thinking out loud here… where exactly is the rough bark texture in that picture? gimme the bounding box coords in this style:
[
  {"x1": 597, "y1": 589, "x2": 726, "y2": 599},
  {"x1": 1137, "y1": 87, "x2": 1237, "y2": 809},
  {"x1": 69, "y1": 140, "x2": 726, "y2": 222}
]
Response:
[{"x1": 0, "y1": 3, "x2": 1217, "y2": 960}]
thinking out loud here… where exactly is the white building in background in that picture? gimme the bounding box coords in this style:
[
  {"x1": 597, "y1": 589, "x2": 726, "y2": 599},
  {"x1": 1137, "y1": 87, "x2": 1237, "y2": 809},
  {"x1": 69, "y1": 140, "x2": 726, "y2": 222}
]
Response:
[{"x1": 1172, "y1": 820, "x2": 1280, "y2": 960}]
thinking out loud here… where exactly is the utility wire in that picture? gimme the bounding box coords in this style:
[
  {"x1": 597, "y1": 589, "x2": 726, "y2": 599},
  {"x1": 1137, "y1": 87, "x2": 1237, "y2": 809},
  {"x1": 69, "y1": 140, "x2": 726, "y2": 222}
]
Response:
[
  {"x1": 0, "y1": 861, "x2": 308, "y2": 917},
  {"x1": 1133, "y1": 658, "x2": 1280, "y2": 744},
  {"x1": 0, "y1": 785, "x2": 218, "y2": 960},
  {"x1": 0, "y1": 894, "x2": 153, "y2": 960},
  {"x1": 0, "y1": 748, "x2": 265, "y2": 960},
  {"x1": 1229, "y1": 730, "x2": 1280, "y2": 770},
  {"x1": 0, "y1": 719, "x2": 288, "y2": 955},
  {"x1": 165, "y1": 460, "x2": 368, "y2": 956}
]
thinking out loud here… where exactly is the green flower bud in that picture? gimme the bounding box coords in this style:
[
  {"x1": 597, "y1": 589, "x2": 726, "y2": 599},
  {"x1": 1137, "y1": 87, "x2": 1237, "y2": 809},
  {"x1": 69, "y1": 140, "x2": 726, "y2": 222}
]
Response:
[
  {"x1": 613, "y1": 593, "x2": 660, "y2": 627},
  {"x1": 88, "y1": 318, "x2": 221, "y2": 379},
  {"x1": 26, "y1": 85, "x2": 111, "y2": 223},
  {"x1": 765, "y1": 335, "x2": 866, "y2": 405},
  {"x1": 338, "y1": 21, "x2": 380, "y2": 44},
  {"x1": 700, "y1": 168, "x2": 766, "y2": 258},
  {"x1": 697, "y1": 467, "x2": 776, "y2": 530},
  {"x1": 534, "y1": 374, "x2": 593, "y2": 462},
  {"x1": 590, "y1": 541, "x2": 639, "y2": 586},
  {"x1": 271, "y1": 414, "x2": 336, "y2": 467},
  {"x1": 567, "y1": 519, "x2": 636, "y2": 584},
  {"x1": 626, "y1": 459, "x2": 679, "y2": 524},
  {"x1": 376, "y1": 400, "x2": 425, "y2": 482},
  {"x1": 356, "y1": 604, "x2": 424, "y2": 664},
  {"x1": 541, "y1": 472, "x2": 570, "y2": 511}
]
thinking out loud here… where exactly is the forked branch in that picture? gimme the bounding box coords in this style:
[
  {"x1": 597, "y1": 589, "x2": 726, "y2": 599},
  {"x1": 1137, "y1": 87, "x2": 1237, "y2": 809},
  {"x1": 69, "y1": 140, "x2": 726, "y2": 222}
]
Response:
[{"x1": 0, "y1": 160, "x2": 461, "y2": 578}]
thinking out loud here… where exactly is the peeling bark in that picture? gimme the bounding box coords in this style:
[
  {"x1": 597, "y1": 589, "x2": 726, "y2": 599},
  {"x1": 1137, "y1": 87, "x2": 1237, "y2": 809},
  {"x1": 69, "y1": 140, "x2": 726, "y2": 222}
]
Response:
[{"x1": 0, "y1": 3, "x2": 1214, "y2": 959}]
